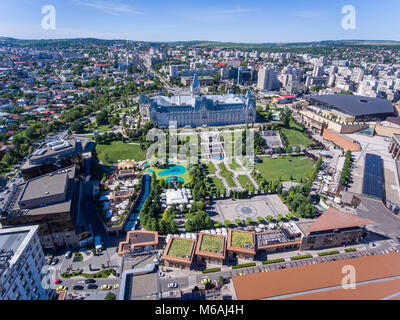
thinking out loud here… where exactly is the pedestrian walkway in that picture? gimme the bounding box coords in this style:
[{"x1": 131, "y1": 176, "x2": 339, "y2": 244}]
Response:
[{"x1": 188, "y1": 275, "x2": 197, "y2": 288}]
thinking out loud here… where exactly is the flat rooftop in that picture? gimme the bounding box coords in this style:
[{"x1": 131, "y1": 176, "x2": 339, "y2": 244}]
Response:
[
  {"x1": 19, "y1": 171, "x2": 68, "y2": 202},
  {"x1": 310, "y1": 94, "x2": 394, "y2": 117},
  {"x1": 0, "y1": 225, "x2": 38, "y2": 267}
]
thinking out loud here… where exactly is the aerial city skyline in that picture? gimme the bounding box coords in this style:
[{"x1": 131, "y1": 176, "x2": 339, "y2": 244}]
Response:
[{"x1": 1, "y1": 0, "x2": 400, "y2": 309}]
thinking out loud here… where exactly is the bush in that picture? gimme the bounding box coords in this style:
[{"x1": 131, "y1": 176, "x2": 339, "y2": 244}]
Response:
[
  {"x1": 232, "y1": 262, "x2": 256, "y2": 269},
  {"x1": 262, "y1": 258, "x2": 285, "y2": 265},
  {"x1": 290, "y1": 254, "x2": 313, "y2": 261},
  {"x1": 202, "y1": 268, "x2": 221, "y2": 274},
  {"x1": 344, "y1": 248, "x2": 357, "y2": 253},
  {"x1": 318, "y1": 250, "x2": 340, "y2": 257}
]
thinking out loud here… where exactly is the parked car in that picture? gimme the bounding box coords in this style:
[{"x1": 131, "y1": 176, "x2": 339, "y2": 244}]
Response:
[
  {"x1": 159, "y1": 272, "x2": 165, "y2": 277},
  {"x1": 56, "y1": 285, "x2": 67, "y2": 291},
  {"x1": 50, "y1": 258, "x2": 59, "y2": 266},
  {"x1": 73, "y1": 285, "x2": 84, "y2": 290},
  {"x1": 114, "y1": 284, "x2": 119, "y2": 289},
  {"x1": 65, "y1": 251, "x2": 72, "y2": 259},
  {"x1": 201, "y1": 278, "x2": 210, "y2": 285},
  {"x1": 87, "y1": 284, "x2": 98, "y2": 290},
  {"x1": 101, "y1": 284, "x2": 111, "y2": 290},
  {"x1": 54, "y1": 279, "x2": 61, "y2": 284},
  {"x1": 167, "y1": 283, "x2": 178, "y2": 288},
  {"x1": 85, "y1": 279, "x2": 96, "y2": 284}
]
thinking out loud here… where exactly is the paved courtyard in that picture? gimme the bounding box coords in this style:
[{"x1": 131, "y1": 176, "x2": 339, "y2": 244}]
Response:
[
  {"x1": 210, "y1": 194, "x2": 289, "y2": 223},
  {"x1": 345, "y1": 133, "x2": 400, "y2": 204}
]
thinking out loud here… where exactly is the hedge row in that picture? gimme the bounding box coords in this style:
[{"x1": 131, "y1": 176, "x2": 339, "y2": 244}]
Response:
[
  {"x1": 202, "y1": 268, "x2": 221, "y2": 274},
  {"x1": 262, "y1": 258, "x2": 285, "y2": 265},
  {"x1": 318, "y1": 250, "x2": 340, "y2": 257},
  {"x1": 232, "y1": 263, "x2": 256, "y2": 269},
  {"x1": 61, "y1": 268, "x2": 116, "y2": 279},
  {"x1": 290, "y1": 254, "x2": 313, "y2": 261},
  {"x1": 344, "y1": 248, "x2": 357, "y2": 253}
]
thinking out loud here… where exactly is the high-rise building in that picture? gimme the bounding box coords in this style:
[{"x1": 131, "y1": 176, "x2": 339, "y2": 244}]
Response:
[
  {"x1": 257, "y1": 66, "x2": 278, "y2": 91},
  {"x1": 0, "y1": 225, "x2": 53, "y2": 300},
  {"x1": 169, "y1": 65, "x2": 178, "y2": 78},
  {"x1": 313, "y1": 66, "x2": 324, "y2": 77}
]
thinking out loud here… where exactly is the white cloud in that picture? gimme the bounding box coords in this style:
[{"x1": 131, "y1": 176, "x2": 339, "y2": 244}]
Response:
[{"x1": 71, "y1": 0, "x2": 143, "y2": 16}]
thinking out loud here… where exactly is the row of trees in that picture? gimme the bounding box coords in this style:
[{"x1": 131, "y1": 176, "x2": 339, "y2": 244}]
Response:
[
  {"x1": 339, "y1": 151, "x2": 353, "y2": 186},
  {"x1": 139, "y1": 172, "x2": 179, "y2": 235}
]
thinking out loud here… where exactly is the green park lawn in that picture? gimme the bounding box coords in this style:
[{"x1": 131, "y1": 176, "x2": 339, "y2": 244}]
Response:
[
  {"x1": 237, "y1": 175, "x2": 254, "y2": 189},
  {"x1": 280, "y1": 119, "x2": 312, "y2": 148},
  {"x1": 218, "y1": 163, "x2": 237, "y2": 188},
  {"x1": 204, "y1": 162, "x2": 216, "y2": 175},
  {"x1": 95, "y1": 141, "x2": 146, "y2": 165},
  {"x1": 167, "y1": 238, "x2": 193, "y2": 258},
  {"x1": 231, "y1": 231, "x2": 253, "y2": 249},
  {"x1": 255, "y1": 155, "x2": 314, "y2": 182},
  {"x1": 96, "y1": 124, "x2": 111, "y2": 132},
  {"x1": 210, "y1": 176, "x2": 225, "y2": 193},
  {"x1": 228, "y1": 159, "x2": 242, "y2": 171},
  {"x1": 200, "y1": 235, "x2": 224, "y2": 253}
]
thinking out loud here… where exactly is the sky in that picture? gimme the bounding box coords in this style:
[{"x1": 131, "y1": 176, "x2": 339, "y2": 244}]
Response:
[{"x1": 0, "y1": 0, "x2": 400, "y2": 43}]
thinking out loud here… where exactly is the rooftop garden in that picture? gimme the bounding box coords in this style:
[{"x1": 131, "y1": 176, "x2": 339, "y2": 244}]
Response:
[
  {"x1": 231, "y1": 231, "x2": 253, "y2": 249},
  {"x1": 167, "y1": 238, "x2": 193, "y2": 258},
  {"x1": 200, "y1": 234, "x2": 224, "y2": 253}
]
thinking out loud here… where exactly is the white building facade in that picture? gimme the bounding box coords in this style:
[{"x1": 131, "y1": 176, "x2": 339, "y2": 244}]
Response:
[{"x1": 0, "y1": 225, "x2": 52, "y2": 300}]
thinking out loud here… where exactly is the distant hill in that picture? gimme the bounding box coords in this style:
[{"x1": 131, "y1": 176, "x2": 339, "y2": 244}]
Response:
[{"x1": 1, "y1": 37, "x2": 400, "y2": 48}]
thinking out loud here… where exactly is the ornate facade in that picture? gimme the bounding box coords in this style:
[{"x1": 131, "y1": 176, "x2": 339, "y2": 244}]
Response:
[{"x1": 140, "y1": 76, "x2": 256, "y2": 128}]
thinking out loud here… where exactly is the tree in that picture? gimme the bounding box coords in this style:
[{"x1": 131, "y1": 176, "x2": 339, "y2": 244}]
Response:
[
  {"x1": 235, "y1": 219, "x2": 241, "y2": 226},
  {"x1": 245, "y1": 217, "x2": 253, "y2": 226},
  {"x1": 224, "y1": 220, "x2": 231, "y2": 227},
  {"x1": 96, "y1": 110, "x2": 108, "y2": 125},
  {"x1": 105, "y1": 292, "x2": 116, "y2": 300}
]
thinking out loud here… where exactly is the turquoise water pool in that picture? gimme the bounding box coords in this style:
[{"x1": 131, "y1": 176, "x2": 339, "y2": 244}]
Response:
[
  {"x1": 146, "y1": 168, "x2": 154, "y2": 173},
  {"x1": 158, "y1": 165, "x2": 186, "y2": 176}
]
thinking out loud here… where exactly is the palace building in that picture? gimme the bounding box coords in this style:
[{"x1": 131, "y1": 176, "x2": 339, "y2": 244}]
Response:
[{"x1": 140, "y1": 75, "x2": 256, "y2": 128}]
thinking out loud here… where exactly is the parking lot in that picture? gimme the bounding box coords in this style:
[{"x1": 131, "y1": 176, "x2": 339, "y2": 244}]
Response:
[{"x1": 346, "y1": 133, "x2": 400, "y2": 204}]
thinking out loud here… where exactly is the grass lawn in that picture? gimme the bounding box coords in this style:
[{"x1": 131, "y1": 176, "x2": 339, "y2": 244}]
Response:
[
  {"x1": 228, "y1": 159, "x2": 242, "y2": 171},
  {"x1": 95, "y1": 141, "x2": 146, "y2": 165},
  {"x1": 218, "y1": 163, "x2": 237, "y2": 188},
  {"x1": 280, "y1": 119, "x2": 312, "y2": 148},
  {"x1": 146, "y1": 163, "x2": 190, "y2": 184},
  {"x1": 200, "y1": 235, "x2": 224, "y2": 253},
  {"x1": 167, "y1": 238, "x2": 193, "y2": 258},
  {"x1": 204, "y1": 162, "x2": 216, "y2": 175},
  {"x1": 255, "y1": 155, "x2": 314, "y2": 182},
  {"x1": 238, "y1": 175, "x2": 253, "y2": 189},
  {"x1": 210, "y1": 176, "x2": 225, "y2": 193},
  {"x1": 231, "y1": 231, "x2": 253, "y2": 248}
]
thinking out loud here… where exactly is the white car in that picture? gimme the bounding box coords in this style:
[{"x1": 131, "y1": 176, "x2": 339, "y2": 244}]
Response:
[
  {"x1": 159, "y1": 272, "x2": 165, "y2": 277},
  {"x1": 167, "y1": 283, "x2": 178, "y2": 288}
]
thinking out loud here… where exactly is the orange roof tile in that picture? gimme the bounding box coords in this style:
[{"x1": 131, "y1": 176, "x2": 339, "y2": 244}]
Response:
[
  {"x1": 322, "y1": 129, "x2": 361, "y2": 151},
  {"x1": 305, "y1": 208, "x2": 374, "y2": 235},
  {"x1": 232, "y1": 252, "x2": 400, "y2": 300}
]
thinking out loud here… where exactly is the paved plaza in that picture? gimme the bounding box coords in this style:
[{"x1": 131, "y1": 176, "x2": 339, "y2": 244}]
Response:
[{"x1": 210, "y1": 194, "x2": 289, "y2": 223}]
